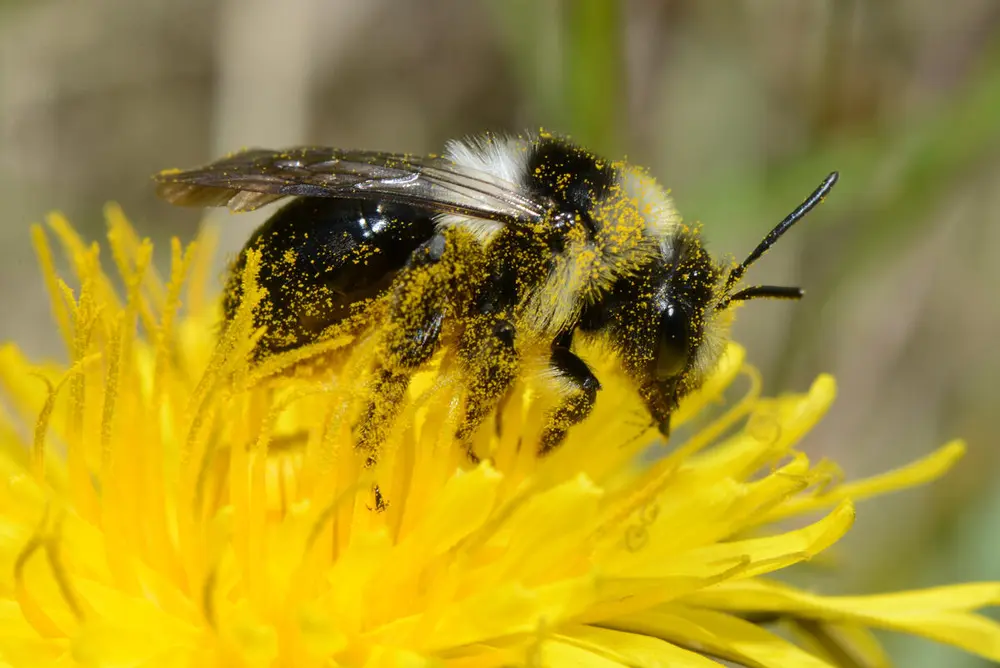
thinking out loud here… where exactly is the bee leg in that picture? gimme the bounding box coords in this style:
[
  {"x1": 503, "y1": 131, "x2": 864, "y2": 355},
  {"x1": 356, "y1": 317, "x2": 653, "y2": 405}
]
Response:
[
  {"x1": 538, "y1": 345, "x2": 601, "y2": 455},
  {"x1": 354, "y1": 235, "x2": 448, "y2": 464},
  {"x1": 354, "y1": 309, "x2": 445, "y2": 464},
  {"x1": 456, "y1": 317, "x2": 519, "y2": 462}
]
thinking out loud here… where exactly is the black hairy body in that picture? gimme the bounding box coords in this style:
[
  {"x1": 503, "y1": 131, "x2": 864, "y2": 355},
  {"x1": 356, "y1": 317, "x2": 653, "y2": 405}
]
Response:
[{"x1": 156, "y1": 131, "x2": 836, "y2": 462}]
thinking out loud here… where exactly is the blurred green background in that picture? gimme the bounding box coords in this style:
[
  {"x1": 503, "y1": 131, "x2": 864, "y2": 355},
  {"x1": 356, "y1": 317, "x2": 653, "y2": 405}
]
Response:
[{"x1": 1, "y1": 1, "x2": 997, "y2": 664}]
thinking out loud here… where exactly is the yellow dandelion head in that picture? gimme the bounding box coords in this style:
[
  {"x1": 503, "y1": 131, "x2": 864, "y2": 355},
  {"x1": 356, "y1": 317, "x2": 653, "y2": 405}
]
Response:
[{"x1": 0, "y1": 209, "x2": 997, "y2": 667}]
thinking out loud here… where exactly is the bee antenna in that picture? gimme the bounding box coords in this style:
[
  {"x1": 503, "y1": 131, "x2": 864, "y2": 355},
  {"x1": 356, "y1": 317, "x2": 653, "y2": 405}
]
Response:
[
  {"x1": 722, "y1": 171, "x2": 839, "y2": 295},
  {"x1": 718, "y1": 284, "x2": 804, "y2": 309}
]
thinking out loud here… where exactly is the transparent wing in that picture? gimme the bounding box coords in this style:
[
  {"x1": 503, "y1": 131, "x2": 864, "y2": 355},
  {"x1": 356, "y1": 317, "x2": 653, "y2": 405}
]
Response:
[{"x1": 154, "y1": 146, "x2": 547, "y2": 224}]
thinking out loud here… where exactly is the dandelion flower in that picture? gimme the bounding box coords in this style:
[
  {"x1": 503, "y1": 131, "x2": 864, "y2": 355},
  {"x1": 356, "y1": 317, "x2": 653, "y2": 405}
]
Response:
[{"x1": 0, "y1": 208, "x2": 998, "y2": 667}]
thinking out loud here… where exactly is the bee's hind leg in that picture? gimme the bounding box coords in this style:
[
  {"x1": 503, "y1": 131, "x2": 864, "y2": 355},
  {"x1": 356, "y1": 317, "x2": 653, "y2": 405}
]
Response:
[
  {"x1": 353, "y1": 317, "x2": 442, "y2": 465},
  {"x1": 538, "y1": 343, "x2": 601, "y2": 455},
  {"x1": 455, "y1": 316, "x2": 520, "y2": 462},
  {"x1": 354, "y1": 235, "x2": 448, "y2": 465}
]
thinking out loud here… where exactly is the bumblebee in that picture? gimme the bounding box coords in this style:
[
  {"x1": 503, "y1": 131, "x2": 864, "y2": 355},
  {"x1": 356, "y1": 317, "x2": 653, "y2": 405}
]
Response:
[{"x1": 155, "y1": 131, "x2": 837, "y2": 461}]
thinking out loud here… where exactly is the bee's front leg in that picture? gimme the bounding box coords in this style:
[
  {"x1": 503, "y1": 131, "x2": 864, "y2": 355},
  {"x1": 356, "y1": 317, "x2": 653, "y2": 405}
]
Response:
[{"x1": 538, "y1": 343, "x2": 601, "y2": 455}]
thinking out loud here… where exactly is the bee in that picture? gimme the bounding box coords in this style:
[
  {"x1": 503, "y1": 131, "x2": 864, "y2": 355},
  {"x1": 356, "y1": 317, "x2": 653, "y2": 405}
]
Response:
[{"x1": 155, "y1": 131, "x2": 837, "y2": 461}]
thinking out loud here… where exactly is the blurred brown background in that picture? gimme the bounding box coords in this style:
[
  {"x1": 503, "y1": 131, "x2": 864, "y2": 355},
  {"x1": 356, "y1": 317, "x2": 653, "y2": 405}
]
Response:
[{"x1": 1, "y1": 1, "x2": 998, "y2": 664}]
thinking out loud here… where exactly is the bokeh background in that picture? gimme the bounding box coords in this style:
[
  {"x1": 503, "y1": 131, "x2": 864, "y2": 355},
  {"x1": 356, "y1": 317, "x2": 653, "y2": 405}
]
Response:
[{"x1": 1, "y1": 1, "x2": 998, "y2": 664}]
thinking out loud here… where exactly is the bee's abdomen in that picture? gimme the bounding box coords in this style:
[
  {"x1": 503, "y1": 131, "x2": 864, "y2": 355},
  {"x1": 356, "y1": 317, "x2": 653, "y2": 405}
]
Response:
[{"x1": 225, "y1": 197, "x2": 437, "y2": 356}]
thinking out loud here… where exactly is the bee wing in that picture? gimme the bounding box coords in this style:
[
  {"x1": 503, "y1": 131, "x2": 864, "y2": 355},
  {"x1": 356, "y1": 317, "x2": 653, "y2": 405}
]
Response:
[{"x1": 154, "y1": 146, "x2": 547, "y2": 224}]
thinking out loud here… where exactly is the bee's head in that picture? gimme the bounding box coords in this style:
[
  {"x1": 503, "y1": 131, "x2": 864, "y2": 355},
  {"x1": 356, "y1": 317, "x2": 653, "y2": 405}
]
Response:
[
  {"x1": 635, "y1": 234, "x2": 725, "y2": 426},
  {"x1": 638, "y1": 172, "x2": 839, "y2": 433}
]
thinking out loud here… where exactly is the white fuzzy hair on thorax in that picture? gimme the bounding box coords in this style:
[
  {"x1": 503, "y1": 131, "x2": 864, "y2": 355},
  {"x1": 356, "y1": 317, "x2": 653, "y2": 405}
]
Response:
[{"x1": 434, "y1": 134, "x2": 533, "y2": 243}]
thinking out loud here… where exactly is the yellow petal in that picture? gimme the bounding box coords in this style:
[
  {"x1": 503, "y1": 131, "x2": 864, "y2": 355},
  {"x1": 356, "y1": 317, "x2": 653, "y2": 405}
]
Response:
[
  {"x1": 790, "y1": 620, "x2": 891, "y2": 668},
  {"x1": 689, "y1": 375, "x2": 837, "y2": 481},
  {"x1": 557, "y1": 624, "x2": 724, "y2": 667},
  {"x1": 361, "y1": 644, "x2": 436, "y2": 668},
  {"x1": 0, "y1": 603, "x2": 69, "y2": 668},
  {"x1": 761, "y1": 440, "x2": 966, "y2": 523},
  {"x1": 671, "y1": 343, "x2": 746, "y2": 428},
  {"x1": 580, "y1": 560, "x2": 755, "y2": 625},
  {"x1": 605, "y1": 606, "x2": 834, "y2": 668},
  {"x1": 668, "y1": 502, "x2": 854, "y2": 581},
  {"x1": 70, "y1": 619, "x2": 195, "y2": 668},
  {"x1": 398, "y1": 462, "x2": 503, "y2": 557},
  {"x1": 599, "y1": 457, "x2": 823, "y2": 580},
  {"x1": 538, "y1": 639, "x2": 628, "y2": 668},
  {"x1": 477, "y1": 473, "x2": 603, "y2": 585},
  {"x1": 685, "y1": 579, "x2": 1000, "y2": 662},
  {"x1": 370, "y1": 576, "x2": 598, "y2": 653},
  {"x1": 688, "y1": 578, "x2": 1000, "y2": 615}
]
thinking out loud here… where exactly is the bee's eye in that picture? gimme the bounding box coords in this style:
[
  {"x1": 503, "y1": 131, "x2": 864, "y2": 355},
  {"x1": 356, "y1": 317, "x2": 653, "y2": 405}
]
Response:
[{"x1": 655, "y1": 303, "x2": 690, "y2": 378}]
